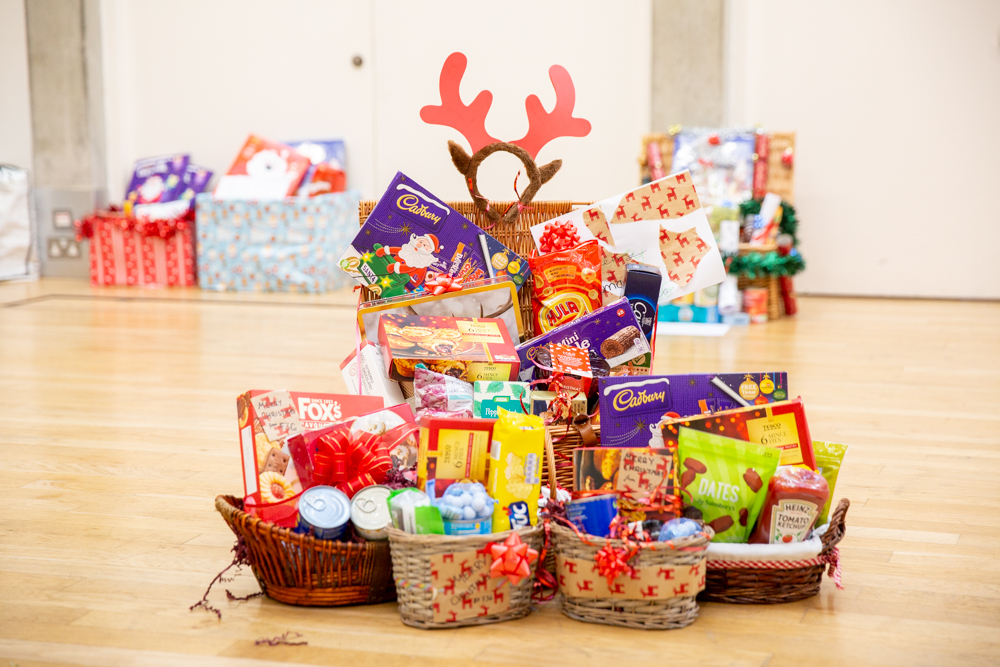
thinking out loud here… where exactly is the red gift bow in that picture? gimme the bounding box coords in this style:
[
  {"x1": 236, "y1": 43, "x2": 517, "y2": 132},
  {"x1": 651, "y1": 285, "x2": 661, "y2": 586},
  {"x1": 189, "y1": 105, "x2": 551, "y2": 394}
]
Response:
[
  {"x1": 313, "y1": 427, "x2": 392, "y2": 498},
  {"x1": 424, "y1": 271, "x2": 464, "y2": 296},
  {"x1": 489, "y1": 532, "x2": 539, "y2": 586}
]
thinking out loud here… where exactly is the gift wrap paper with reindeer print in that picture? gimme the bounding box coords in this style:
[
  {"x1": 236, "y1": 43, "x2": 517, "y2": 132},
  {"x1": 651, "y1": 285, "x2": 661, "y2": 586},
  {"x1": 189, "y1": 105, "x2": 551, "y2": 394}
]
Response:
[
  {"x1": 529, "y1": 170, "x2": 725, "y2": 304},
  {"x1": 429, "y1": 549, "x2": 510, "y2": 623},
  {"x1": 555, "y1": 555, "x2": 705, "y2": 599},
  {"x1": 195, "y1": 191, "x2": 359, "y2": 293}
]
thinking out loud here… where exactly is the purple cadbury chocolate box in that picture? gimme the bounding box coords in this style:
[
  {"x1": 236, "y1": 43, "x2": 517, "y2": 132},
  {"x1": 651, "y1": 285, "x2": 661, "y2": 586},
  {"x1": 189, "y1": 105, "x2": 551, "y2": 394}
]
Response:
[
  {"x1": 597, "y1": 372, "x2": 789, "y2": 448},
  {"x1": 125, "y1": 153, "x2": 189, "y2": 207},
  {"x1": 515, "y1": 298, "x2": 650, "y2": 382},
  {"x1": 338, "y1": 172, "x2": 530, "y2": 299}
]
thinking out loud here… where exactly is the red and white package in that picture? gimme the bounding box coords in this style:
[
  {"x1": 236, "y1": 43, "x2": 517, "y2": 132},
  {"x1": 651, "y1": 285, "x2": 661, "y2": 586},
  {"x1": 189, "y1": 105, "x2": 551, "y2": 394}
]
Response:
[{"x1": 214, "y1": 135, "x2": 311, "y2": 200}]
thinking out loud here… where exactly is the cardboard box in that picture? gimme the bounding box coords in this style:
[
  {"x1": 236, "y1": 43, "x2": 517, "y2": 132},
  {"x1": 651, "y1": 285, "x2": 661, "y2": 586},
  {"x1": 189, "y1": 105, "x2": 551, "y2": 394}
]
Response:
[
  {"x1": 417, "y1": 416, "x2": 494, "y2": 499},
  {"x1": 598, "y1": 372, "x2": 789, "y2": 448},
  {"x1": 473, "y1": 381, "x2": 530, "y2": 418},
  {"x1": 340, "y1": 341, "x2": 406, "y2": 406},
  {"x1": 237, "y1": 389, "x2": 383, "y2": 525},
  {"x1": 378, "y1": 313, "x2": 519, "y2": 382},
  {"x1": 660, "y1": 398, "x2": 814, "y2": 469}
]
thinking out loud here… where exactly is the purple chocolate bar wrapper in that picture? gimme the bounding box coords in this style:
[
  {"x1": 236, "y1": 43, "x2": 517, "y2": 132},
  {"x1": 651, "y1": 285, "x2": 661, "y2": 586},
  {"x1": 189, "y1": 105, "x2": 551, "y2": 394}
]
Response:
[
  {"x1": 338, "y1": 171, "x2": 530, "y2": 298},
  {"x1": 125, "y1": 154, "x2": 189, "y2": 205},
  {"x1": 515, "y1": 298, "x2": 650, "y2": 382},
  {"x1": 177, "y1": 163, "x2": 214, "y2": 201},
  {"x1": 597, "y1": 372, "x2": 789, "y2": 448}
]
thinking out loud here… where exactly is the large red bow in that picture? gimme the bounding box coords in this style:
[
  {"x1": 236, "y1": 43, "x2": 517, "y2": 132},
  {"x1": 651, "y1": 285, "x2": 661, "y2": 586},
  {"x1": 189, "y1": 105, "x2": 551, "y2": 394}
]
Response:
[
  {"x1": 424, "y1": 271, "x2": 464, "y2": 296},
  {"x1": 489, "y1": 532, "x2": 539, "y2": 586},
  {"x1": 313, "y1": 427, "x2": 392, "y2": 498}
]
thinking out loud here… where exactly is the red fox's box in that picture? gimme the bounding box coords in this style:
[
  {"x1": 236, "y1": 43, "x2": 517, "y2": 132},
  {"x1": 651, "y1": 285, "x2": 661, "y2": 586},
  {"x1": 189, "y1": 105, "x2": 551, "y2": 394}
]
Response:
[{"x1": 377, "y1": 313, "x2": 520, "y2": 383}]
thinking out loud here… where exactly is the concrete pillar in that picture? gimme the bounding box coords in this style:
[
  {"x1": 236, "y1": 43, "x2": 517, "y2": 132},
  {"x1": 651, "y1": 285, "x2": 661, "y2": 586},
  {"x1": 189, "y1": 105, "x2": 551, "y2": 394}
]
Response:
[
  {"x1": 24, "y1": 0, "x2": 106, "y2": 277},
  {"x1": 651, "y1": 0, "x2": 725, "y2": 129}
]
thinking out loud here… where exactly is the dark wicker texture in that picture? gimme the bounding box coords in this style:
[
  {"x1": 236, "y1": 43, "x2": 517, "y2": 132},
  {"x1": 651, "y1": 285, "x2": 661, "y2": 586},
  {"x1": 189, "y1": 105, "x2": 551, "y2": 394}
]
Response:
[
  {"x1": 359, "y1": 199, "x2": 584, "y2": 341},
  {"x1": 215, "y1": 495, "x2": 396, "y2": 607},
  {"x1": 700, "y1": 498, "x2": 850, "y2": 604}
]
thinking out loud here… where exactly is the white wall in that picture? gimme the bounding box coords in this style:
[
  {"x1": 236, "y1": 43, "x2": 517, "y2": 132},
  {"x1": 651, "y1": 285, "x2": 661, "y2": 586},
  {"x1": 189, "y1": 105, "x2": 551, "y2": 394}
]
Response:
[
  {"x1": 98, "y1": 0, "x2": 651, "y2": 204},
  {"x1": 725, "y1": 0, "x2": 1000, "y2": 299},
  {"x1": 0, "y1": 0, "x2": 34, "y2": 171}
]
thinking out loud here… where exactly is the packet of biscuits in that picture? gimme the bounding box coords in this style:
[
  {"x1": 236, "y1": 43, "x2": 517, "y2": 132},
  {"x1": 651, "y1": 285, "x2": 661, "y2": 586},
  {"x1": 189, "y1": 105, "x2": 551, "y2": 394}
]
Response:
[{"x1": 676, "y1": 426, "x2": 779, "y2": 543}]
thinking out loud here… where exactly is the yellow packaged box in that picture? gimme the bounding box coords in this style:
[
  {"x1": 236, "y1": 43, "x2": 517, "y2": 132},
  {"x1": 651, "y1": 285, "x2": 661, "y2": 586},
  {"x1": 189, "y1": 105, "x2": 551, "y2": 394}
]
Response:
[
  {"x1": 417, "y1": 416, "x2": 494, "y2": 499},
  {"x1": 488, "y1": 409, "x2": 545, "y2": 531}
]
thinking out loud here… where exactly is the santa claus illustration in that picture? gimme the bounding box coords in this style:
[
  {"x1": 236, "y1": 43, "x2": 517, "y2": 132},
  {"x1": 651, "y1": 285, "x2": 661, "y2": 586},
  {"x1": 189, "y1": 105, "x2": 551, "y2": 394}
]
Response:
[{"x1": 375, "y1": 233, "x2": 442, "y2": 288}]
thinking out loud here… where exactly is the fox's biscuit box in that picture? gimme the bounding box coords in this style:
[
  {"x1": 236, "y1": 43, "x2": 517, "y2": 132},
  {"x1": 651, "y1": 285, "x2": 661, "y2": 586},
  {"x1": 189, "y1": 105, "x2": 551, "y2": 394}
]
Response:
[
  {"x1": 378, "y1": 313, "x2": 519, "y2": 382},
  {"x1": 237, "y1": 390, "x2": 383, "y2": 525}
]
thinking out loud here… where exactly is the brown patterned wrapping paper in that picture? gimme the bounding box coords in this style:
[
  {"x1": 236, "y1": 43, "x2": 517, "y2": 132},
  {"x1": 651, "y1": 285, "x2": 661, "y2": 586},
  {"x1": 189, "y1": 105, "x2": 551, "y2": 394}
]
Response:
[
  {"x1": 429, "y1": 548, "x2": 511, "y2": 623},
  {"x1": 556, "y1": 555, "x2": 706, "y2": 599}
]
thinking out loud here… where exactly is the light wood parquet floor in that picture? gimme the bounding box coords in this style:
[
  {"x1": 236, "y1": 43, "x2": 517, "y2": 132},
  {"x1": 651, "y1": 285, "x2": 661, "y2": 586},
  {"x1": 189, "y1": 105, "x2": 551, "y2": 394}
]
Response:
[{"x1": 1, "y1": 278, "x2": 998, "y2": 667}]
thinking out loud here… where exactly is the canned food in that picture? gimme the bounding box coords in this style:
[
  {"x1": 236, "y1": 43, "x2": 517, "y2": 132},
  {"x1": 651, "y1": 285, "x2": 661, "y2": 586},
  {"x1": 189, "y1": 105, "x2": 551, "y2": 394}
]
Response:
[
  {"x1": 566, "y1": 493, "x2": 619, "y2": 538},
  {"x1": 350, "y1": 485, "x2": 392, "y2": 540},
  {"x1": 297, "y1": 486, "x2": 351, "y2": 541}
]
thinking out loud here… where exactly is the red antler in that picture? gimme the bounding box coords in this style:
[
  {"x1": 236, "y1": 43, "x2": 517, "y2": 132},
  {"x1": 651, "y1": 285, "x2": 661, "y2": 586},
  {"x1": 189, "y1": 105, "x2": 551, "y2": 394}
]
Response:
[
  {"x1": 420, "y1": 52, "x2": 499, "y2": 153},
  {"x1": 512, "y1": 65, "x2": 591, "y2": 159}
]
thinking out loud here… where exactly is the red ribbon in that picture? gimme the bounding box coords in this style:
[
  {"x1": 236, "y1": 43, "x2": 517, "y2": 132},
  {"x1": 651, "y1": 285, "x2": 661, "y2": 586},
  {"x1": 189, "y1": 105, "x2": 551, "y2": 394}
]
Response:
[
  {"x1": 75, "y1": 207, "x2": 194, "y2": 241},
  {"x1": 313, "y1": 426, "x2": 392, "y2": 498},
  {"x1": 489, "y1": 531, "x2": 539, "y2": 586},
  {"x1": 423, "y1": 270, "x2": 464, "y2": 296}
]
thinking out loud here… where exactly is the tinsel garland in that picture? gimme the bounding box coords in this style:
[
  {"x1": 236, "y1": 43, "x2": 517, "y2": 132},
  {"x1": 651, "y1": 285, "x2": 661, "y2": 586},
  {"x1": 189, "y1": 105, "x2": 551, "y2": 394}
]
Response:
[
  {"x1": 738, "y1": 197, "x2": 799, "y2": 246},
  {"x1": 74, "y1": 206, "x2": 194, "y2": 241},
  {"x1": 725, "y1": 249, "x2": 805, "y2": 279}
]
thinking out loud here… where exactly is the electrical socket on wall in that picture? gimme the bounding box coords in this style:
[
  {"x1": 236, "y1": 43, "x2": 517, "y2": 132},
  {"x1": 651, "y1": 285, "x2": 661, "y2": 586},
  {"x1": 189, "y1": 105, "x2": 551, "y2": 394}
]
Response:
[{"x1": 47, "y1": 237, "x2": 82, "y2": 259}]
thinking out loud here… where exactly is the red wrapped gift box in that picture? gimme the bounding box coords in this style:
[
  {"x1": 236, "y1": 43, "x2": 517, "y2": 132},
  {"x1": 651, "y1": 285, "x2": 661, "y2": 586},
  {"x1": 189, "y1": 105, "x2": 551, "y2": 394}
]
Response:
[{"x1": 76, "y1": 207, "x2": 196, "y2": 287}]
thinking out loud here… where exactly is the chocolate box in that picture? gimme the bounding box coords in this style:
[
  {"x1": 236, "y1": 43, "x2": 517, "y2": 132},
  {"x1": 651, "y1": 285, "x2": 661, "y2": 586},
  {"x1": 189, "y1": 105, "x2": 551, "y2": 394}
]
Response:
[
  {"x1": 598, "y1": 372, "x2": 789, "y2": 448},
  {"x1": 515, "y1": 297, "x2": 650, "y2": 382},
  {"x1": 660, "y1": 397, "x2": 814, "y2": 469},
  {"x1": 338, "y1": 172, "x2": 530, "y2": 299},
  {"x1": 377, "y1": 313, "x2": 519, "y2": 382},
  {"x1": 237, "y1": 390, "x2": 383, "y2": 525}
]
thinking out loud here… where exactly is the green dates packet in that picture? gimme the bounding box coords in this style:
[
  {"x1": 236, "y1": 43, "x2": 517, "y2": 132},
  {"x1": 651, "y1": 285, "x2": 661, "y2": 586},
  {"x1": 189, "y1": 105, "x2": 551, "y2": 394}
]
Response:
[{"x1": 677, "y1": 427, "x2": 780, "y2": 543}]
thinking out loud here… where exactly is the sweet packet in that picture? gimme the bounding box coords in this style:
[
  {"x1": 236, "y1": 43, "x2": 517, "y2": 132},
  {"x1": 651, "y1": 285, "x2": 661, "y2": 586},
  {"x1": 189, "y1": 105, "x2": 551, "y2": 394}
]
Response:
[
  {"x1": 489, "y1": 409, "x2": 545, "y2": 532},
  {"x1": 528, "y1": 240, "x2": 603, "y2": 335},
  {"x1": 812, "y1": 441, "x2": 848, "y2": 525},
  {"x1": 677, "y1": 427, "x2": 780, "y2": 543},
  {"x1": 413, "y1": 364, "x2": 473, "y2": 419}
]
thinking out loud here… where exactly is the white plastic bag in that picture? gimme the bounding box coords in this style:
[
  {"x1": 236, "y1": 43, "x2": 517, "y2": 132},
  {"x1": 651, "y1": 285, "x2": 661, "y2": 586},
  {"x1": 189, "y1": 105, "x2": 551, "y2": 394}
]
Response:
[{"x1": 0, "y1": 165, "x2": 33, "y2": 280}]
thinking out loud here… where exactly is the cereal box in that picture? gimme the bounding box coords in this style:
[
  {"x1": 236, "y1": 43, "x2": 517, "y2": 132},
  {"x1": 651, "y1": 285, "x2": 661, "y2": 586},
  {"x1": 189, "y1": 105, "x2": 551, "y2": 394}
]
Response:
[{"x1": 489, "y1": 410, "x2": 545, "y2": 532}]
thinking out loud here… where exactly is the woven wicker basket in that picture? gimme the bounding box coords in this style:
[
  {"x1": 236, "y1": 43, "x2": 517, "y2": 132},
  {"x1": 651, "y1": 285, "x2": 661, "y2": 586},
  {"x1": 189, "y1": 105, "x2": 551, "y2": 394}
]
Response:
[
  {"x1": 542, "y1": 417, "x2": 601, "y2": 491},
  {"x1": 387, "y1": 524, "x2": 545, "y2": 629},
  {"x1": 701, "y1": 498, "x2": 849, "y2": 604},
  {"x1": 215, "y1": 495, "x2": 396, "y2": 606},
  {"x1": 358, "y1": 200, "x2": 586, "y2": 340},
  {"x1": 551, "y1": 523, "x2": 712, "y2": 629}
]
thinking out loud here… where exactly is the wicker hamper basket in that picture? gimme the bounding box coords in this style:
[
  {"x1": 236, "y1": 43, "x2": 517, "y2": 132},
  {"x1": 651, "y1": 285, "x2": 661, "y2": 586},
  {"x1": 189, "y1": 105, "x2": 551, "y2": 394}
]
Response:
[
  {"x1": 387, "y1": 524, "x2": 545, "y2": 629},
  {"x1": 701, "y1": 498, "x2": 849, "y2": 604},
  {"x1": 551, "y1": 522, "x2": 712, "y2": 630},
  {"x1": 215, "y1": 495, "x2": 396, "y2": 606}
]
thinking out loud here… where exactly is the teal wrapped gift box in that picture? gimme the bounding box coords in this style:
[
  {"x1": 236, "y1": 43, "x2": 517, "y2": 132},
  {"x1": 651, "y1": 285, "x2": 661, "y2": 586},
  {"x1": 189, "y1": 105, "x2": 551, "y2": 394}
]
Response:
[{"x1": 196, "y1": 192, "x2": 359, "y2": 292}]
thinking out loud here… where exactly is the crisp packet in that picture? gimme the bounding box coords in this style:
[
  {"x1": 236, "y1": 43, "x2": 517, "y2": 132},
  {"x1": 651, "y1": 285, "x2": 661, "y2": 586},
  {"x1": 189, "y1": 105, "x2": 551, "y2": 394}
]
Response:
[
  {"x1": 489, "y1": 409, "x2": 545, "y2": 532},
  {"x1": 413, "y1": 364, "x2": 473, "y2": 419},
  {"x1": 812, "y1": 441, "x2": 848, "y2": 525},
  {"x1": 677, "y1": 427, "x2": 779, "y2": 543}
]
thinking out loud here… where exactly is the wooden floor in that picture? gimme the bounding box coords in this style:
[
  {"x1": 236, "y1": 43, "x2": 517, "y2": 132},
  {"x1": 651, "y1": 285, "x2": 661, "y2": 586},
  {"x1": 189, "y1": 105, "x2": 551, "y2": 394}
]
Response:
[{"x1": 1, "y1": 278, "x2": 998, "y2": 667}]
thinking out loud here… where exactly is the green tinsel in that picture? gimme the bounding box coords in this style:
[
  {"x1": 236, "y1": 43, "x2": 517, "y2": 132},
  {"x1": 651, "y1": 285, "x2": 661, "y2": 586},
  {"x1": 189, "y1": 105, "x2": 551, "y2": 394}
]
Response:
[
  {"x1": 738, "y1": 198, "x2": 799, "y2": 246},
  {"x1": 725, "y1": 250, "x2": 805, "y2": 279}
]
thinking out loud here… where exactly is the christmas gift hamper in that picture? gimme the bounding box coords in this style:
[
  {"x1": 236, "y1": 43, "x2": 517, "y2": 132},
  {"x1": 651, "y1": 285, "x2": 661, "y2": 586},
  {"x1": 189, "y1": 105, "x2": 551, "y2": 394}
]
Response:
[
  {"x1": 701, "y1": 497, "x2": 849, "y2": 604},
  {"x1": 215, "y1": 494, "x2": 396, "y2": 606},
  {"x1": 387, "y1": 524, "x2": 545, "y2": 628}
]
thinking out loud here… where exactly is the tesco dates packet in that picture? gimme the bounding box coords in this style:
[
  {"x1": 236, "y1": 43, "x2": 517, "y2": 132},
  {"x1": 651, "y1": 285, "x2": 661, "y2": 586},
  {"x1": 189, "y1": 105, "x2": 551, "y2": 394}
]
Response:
[{"x1": 338, "y1": 172, "x2": 530, "y2": 299}]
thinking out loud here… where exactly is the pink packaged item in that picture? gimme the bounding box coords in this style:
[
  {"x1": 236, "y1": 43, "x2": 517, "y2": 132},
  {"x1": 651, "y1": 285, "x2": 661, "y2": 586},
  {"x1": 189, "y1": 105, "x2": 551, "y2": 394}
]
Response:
[{"x1": 413, "y1": 365, "x2": 473, "y2": 419}]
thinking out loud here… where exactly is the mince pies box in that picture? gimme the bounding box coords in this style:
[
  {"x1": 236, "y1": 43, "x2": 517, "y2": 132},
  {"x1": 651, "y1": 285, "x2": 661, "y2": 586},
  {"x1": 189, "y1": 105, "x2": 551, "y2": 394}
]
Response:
[
  {"x1": 237, "y1": 389, "x2": 383, "y2": 524},
  {"x1": 377, "y1": 313, "x2": 520, "y2": 382}
]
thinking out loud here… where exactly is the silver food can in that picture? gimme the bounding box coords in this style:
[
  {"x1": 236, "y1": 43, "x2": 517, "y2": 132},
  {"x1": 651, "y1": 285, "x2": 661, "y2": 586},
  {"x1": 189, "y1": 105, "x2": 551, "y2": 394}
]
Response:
[
  {"x1": 297, "y1": 486, "x2": 351, "y2": 541},
  {"x1": 350, "y1": 485, "x2": 392, "y2": 540}
]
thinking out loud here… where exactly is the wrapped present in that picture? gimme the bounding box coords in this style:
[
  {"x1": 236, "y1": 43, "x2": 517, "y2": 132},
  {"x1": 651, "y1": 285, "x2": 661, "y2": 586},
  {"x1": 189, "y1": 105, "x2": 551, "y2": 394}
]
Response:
[
  {"x1": 74, "y1": 204, "x2": 196, "y2": 288},
  {"x1": 196, "y1": 191, "x2": 360, "y2": 292}
]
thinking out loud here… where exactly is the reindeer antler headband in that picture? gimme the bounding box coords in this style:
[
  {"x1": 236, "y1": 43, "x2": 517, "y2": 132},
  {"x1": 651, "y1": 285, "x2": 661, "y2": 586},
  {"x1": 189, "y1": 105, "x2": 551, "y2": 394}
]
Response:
[{"x1": 421, "y1": 52, "x2": 591, "y2": 225}]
